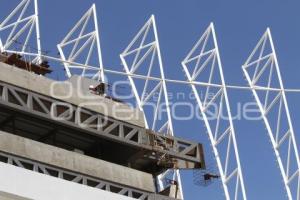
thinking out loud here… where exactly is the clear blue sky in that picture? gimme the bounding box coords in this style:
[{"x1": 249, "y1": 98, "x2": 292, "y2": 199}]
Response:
[{"x1": 2, "y1": 0, "x2": 300, "y2": 199}]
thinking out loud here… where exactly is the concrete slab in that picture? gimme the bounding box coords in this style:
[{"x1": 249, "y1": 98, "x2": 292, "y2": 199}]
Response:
[
  {"x1": 0, "y1": 131, "x2": 155, "y2": 192},
  {"x1": 0, "y1": 62, "x2": 145, "y2": 127}
]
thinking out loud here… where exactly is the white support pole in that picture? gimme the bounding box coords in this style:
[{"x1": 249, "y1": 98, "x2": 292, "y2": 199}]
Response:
[
  {"x1": 151, "y1": 15, "x2": 183, "y2": 198},
  {"x1": 34, "y1": 0, "x2": 42, "y2": 63},
  {"x1": 0, "y1": 38, "x2": 3, "y2": 52},
  {"x1": 0, "y1": 0, "x2": 41, "y2": 63},
  {"x1": 182, "y1": 23, "x2": 247, "y2": 200},
  {"x1": 242, "y1": 28, "x2": 300, "y2": 200},
  {"x1": 211, "y1": 24, "x2": 247, "y2": 200},
  {"x1": 120, "y1": 17, "x2": 158, "y2": 129},
  {"x1": 151, "y1": 15, "x2": 174, "y2": 136},
  {"x1": 92, "y1": 4, "x2": 105, "y2": 82},
  {"x1": 57, "y1": 5, "x2": 104, "y2": 81},
  {"x1": 57, "y1": 45, "x2": 72, "y2": 78},
  {"x1": 120, "y1": 15, "x2": 183, "y2": 199}
]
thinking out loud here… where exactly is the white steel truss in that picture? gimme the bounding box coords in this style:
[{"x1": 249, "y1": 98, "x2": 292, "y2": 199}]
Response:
[
  {"x1": 2, "y1": 2, "x2": 300, "y2": 199},
  {"x1": 182, "y1": 23, "x2": 247, "y2": 200},
  {"x1": 120, "y1": 15, "x2": 173, "y2": 135},
  {"x1": 57, "y1": 4, "x2": 104, "y2": 82},
  {"x1": 120, "y1": 15, "x2": 183, "y2": 199},
  {"x1": 242, "y1": 28, "x2": 300, "y2": 200},
  {"x1": 0, "y1": 0, "x2": 42, "y2": 63}
]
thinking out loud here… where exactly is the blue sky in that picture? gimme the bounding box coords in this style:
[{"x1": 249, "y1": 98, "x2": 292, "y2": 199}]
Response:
[{"x1": 2, "y1": 0, "x2": 300, "y2": 199}]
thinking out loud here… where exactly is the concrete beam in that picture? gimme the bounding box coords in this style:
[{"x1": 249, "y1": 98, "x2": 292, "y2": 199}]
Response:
[{"x1": 0, "y1": 131, "x2": 155, "y2": 192}]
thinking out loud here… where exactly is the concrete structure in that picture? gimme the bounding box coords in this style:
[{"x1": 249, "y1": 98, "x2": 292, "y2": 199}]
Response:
[
  {"x1": 0, "y1": 57, "x2": 206, "y2": 199},
  {"x1": 0, "y1": 131, "x2": 154, "y2": 192},
  {"x1": 0, "y1": 61, "x2": 145, "y2": 127}
]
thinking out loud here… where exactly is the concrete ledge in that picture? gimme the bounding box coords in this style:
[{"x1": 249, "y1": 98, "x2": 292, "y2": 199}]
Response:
[
  {"x1": 0, "y1": 62, "x2": 145, "y2": 127},
  {"x1": 0, "y1": 131, "x2": 155, "y2": 192}
]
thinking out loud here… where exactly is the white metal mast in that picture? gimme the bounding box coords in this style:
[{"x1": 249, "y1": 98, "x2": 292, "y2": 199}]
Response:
[
  {"x1": 120, "y1": 15, "x2": 183, "y2": 199},
  {"x1": 57, "y1": 4, "x2": 105, "y2": 82},
  {"x1": 182, "y1": 23, "x2": 247, "y2": 200},
  {"x1": 242, "y1": 28, "x2": 300, "y2": 200},
  {"x1": 0, "y1": 0, "x2": 42, "y2": 63}
]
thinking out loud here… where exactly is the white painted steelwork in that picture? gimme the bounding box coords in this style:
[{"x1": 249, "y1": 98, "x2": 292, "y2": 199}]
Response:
[
  {"x1": 242, "y1": 29, "x2": 300, "y2": 200},
  {"x1": 0, "y1": 0, "x2": 41, "y2": 63},
  {"x1": 2, "y1": 1, "x2": 300, "y2": 200},
  {"x1": 57, "y1": 4, "x2": 105, "y2": 82},
  {"x1": 120, "y1": 15, "x2": 183, "y2": 198},
  {"x1": 181, "y1": 23, "x2": 247, "y2": 200}
]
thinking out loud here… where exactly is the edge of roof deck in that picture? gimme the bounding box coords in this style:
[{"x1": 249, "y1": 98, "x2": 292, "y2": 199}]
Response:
[{"x1": 0, "y1": 62, "x2": 145, "y2": 127}]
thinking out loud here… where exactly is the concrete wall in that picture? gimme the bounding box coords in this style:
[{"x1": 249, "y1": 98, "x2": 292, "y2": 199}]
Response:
[
  {"x1": 0, "y1": 62, "x2": 145, "y2": 127},
  {"x1": 0, "y1": 131, "x2": 155, "y2": 192},
  {"x1": 0, "y1": 162, "x2": 135, "y2": 200},
  {"x1": 0, "y1": 192, "x2": 31, "y2": 200}
]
